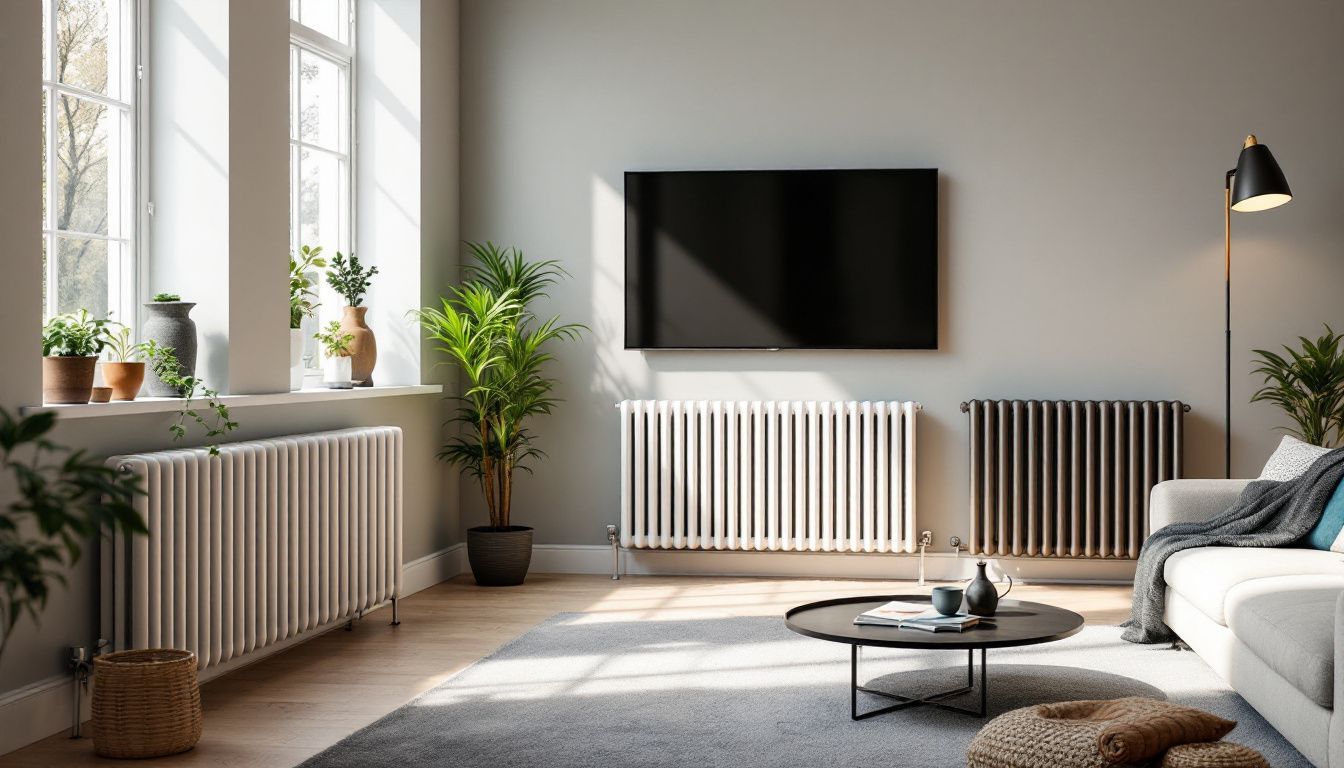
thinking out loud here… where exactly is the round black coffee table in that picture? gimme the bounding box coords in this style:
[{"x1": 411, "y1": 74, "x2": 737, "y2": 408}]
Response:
[{"x1": 785, "y1": 594, "x2": 1084, "y2": 720}]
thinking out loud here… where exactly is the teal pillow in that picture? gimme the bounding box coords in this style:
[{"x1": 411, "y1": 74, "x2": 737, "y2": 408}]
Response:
[{"x1": 1307, "y1": 476, "x2": 1344, "y2": 552}]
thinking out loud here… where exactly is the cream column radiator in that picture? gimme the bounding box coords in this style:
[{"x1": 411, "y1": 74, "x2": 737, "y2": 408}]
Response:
[
  {"x1": 101, "y1": 427, "x2": 403, "y2": 679},
  {"x1": 962, "y1": 400, "x2": 1186, "y2": 559},
  {"x1": 619, "y1": 400, "x2": 919, "y2": 553}
]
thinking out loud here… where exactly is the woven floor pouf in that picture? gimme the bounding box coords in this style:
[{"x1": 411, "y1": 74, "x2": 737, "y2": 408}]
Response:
[
  {"x1": 1161, "y1": 742, "x2": 1270, "y2": 768},
  {"x1": 967, "y1": 706, "x2": 1113, "y2": 768}
]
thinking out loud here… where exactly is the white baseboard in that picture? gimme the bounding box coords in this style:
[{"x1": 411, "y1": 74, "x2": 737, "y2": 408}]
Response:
[
  {"x1": 0, "y1": 673, "x2": 89, "y2": 756},
  {"x1": 403, "y1": 543, "x2": 466, "y2": 595},
  {"x1": 529, "y1": 544, "x2": 1136, "y2": 584}
]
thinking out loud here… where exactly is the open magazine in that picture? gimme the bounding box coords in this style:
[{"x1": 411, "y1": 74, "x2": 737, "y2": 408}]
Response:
[{"x1": 853, "y1": 600, "x2": 980, "y2": 632}]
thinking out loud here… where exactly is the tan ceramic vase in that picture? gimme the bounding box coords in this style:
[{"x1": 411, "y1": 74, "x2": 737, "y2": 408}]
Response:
[
  {"x1": 339, "y1": 306, "x2": 377, "y2": 387},
  {"x1": 101, "y1": 361, "x2": 146, "y2": 401},
  {"x1": 42, "y1": 356, "x2": 98, "y2": 404}
]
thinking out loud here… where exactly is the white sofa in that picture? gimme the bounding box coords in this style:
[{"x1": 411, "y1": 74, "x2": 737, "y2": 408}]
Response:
[{"x1": 1150, "y1": 479, "x2": 1344, "y2": 767}]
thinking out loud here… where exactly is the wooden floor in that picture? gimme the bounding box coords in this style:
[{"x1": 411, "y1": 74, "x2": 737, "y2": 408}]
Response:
[{"x1": 1, "y1": 574, "x2": 1131, "y2": 767}]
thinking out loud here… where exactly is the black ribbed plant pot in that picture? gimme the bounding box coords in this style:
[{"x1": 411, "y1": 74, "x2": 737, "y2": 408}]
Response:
[{"x1": 466, "y1": 526, "x2": 534, "y2": 586}]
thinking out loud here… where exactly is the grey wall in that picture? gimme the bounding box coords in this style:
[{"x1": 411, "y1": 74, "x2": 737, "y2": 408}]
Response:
[
  {"x1": 0, "y1": 1, "x2": 460, "y2": 697},
  {"x1": 459, "y1": 1, "x2": 1344, "y2": 547}
]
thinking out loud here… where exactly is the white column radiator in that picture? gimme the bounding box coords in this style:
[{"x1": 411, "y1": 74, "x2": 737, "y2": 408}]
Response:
[
  {"x1": 101, "y1": 427, "x2": 403, "y2": 679},
  {"x1": 619, "y1": 400, "x2": 919, "y2": 553},
  {"x1": 963, "y1": 399, "x2": 1186, "y2": 559}
]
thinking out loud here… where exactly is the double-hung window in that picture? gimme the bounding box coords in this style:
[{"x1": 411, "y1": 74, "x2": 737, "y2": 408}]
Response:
[
  {"x1": 41, "y1": 0, "x2": 138, "y2": 322},
  {"x1": 290, "y1": 1, "x2": 354, "y2": 369}
]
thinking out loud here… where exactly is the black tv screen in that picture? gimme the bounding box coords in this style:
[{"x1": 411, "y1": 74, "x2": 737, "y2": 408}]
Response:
[{"x1": 625, "y1": 168, "x2": 938, "y2": 349}]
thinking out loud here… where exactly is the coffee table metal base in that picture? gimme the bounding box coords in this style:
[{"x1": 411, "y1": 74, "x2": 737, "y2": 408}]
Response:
[{"x1": 850, "y1": 646, "x2": 987, "y2": 720}]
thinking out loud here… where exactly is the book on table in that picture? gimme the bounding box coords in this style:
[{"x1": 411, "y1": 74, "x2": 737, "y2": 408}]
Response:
[{"x1": 853, "y1": 600, "x2": 980, "y2": 632}]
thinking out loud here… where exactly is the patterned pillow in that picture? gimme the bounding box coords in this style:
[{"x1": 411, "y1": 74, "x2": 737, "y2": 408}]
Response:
[
  {"x1": 1307, "y1": 476, "x2": 1344, "y2": 552},
  {"x1": 1258, "y1": 435, "x2": 1331, "y2": 482}
]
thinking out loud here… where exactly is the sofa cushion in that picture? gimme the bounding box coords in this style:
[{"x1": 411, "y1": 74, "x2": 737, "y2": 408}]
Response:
[
  {"x1": 1225, "y1": 577, "x2": 1342, "y2": 708},
  {"x1": 1259, "y1": 435, "x2": 1332, "y2": 481},
  {"x1": 1163, "y1": 546, "x2": 1344, "y2": 625},
  {"x1": 1306, "y1": 475, "x2": 1344, "y2": 552}
]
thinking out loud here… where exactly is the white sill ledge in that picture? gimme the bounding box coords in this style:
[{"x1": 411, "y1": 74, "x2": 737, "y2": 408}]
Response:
[{"x1": 22, "y1": 384, "x2": 444, "y2": 420}]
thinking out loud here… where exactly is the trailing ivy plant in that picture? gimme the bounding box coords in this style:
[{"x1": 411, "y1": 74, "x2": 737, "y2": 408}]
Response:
[
  {"x1": 0, "y1": 408, "x2": 146, "y2": 664},
  {"x1": 142, "y1": 341, "x2": 238, "y2": 455},
  {"x1": 1251, "y1": 324, "x2": 1344, "y2": 447},
  {"x1": 290, "y1": 245, "x2": 327, "y2": 329},
  {"x1": 315, "y1": 320, "x2": 354, "y2": 357},
  {"x1": 151, "y1": 292, "x2": 181, "y2": 302},
  {"x1": 326, "y1": 252, "x2": 378, "y2": 307},
  {"x1": 41, "y1": 310, "x2": 113, "y2": 357}
]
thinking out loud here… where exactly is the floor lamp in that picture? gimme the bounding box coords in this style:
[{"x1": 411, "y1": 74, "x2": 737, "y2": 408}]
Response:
[{"x1": 1224, "y1": 134, "x2": 1292, "y2": 477}]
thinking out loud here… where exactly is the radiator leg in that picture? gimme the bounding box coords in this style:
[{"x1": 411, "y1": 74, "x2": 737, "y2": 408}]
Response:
[
  {"x1": 390, "y1": 596, "x2": 401, "y2": 626},
  {"x1": 606, "y1": 524, "x2": 620, "y2": 580}
]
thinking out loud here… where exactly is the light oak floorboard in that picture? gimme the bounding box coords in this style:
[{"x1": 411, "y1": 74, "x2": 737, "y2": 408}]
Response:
[{"x1": 0, "y1": 574, "x2": 1131, "y2": 768}]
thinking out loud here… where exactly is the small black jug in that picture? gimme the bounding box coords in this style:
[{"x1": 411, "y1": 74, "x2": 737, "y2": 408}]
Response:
[{"x1": 965, "y1": 560, "x2": 1012, "y2": 616}]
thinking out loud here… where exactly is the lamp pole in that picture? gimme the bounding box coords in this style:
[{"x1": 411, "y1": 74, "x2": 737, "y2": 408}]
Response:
[{"x1": 1224, "y1": 171, "x2": 1233, "y2": 479}]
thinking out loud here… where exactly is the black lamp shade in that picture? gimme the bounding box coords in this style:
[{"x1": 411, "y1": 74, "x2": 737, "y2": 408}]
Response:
[{"x1": 1231, "y1": 142, "x2": 1292, "y2": 212}]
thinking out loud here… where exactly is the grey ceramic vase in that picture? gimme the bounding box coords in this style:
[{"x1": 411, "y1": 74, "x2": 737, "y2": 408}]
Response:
[
  {"x1": 964, "y1": 560, "x2": 1012, "y2": 616},
  {"x1": 142, "y1": 301, "x2": 197, "y2": 397}
]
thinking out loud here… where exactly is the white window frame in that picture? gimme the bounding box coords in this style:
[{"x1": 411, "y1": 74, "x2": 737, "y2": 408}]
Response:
[
  {"x1": 41, "y1": 0, "x2": 142, "y2": 325},
  {"x1": 289, "y1": 6, "x2": 356, "y2": 371}
]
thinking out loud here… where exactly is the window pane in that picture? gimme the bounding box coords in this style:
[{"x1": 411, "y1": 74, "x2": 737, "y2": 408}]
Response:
[
  {"x1": 55, "y1": 93, "x2": 110, "y2": 235},
  {"x1": 55, "y1": 0, "x2": 111, "y2": 95},
  {"x1": 295, "y1": 0, "x2": 349, "y2": 45},
  {"x1": 41, "y1": 90, "x2": 48, "y2": 230},
  {"x1": 298, "y1": 50, "x2": 344, "y2": 152},
  {"x1": 299, "y1": 148, "x2": 343, "y2": 252},
  {"x1": 55, "y1": 236, "x2": 109, "y2": 317}
]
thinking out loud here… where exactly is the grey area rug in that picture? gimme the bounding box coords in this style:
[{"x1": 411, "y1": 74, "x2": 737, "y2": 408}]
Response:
[{"x1": 300, "y1": 616, "x2": 1309, "y2": 768}]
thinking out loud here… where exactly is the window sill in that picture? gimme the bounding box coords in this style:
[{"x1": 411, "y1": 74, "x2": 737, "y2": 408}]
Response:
[{"x1": 22, "y1": 384, "x2": 444, "y2": 420}]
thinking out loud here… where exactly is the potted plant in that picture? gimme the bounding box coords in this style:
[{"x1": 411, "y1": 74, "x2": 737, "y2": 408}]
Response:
[
  {"x1": 0, "y1": 407, "x2": 145, "y2": 663},
  {"x1": 1250, "y1": 324, "x2": 1344, "y2": 446},
  {"x1": 143, "y1": 293, "x2": 197, "y2": 397},
  {"x1": 141, "y1": 341, "x2": 238, "y2": 455},
  {"x1": 326, "y1": 252, "x2": 379, "y2": 387},
  {"x1": 290, "y1": 245, "x2": 326, "y2": 391},
  {"x1": 315, "y1": 321, "x2": 354, "y2": 389},
  {"x1": 41, "y1": 310, "x2": 114, "y2": 404},
  {"x1": 412, "y1": 242, "x2": 583, "y2": 586},
  {"x1": 102, "y1": 325, "x2": 149, "y2": 401}
]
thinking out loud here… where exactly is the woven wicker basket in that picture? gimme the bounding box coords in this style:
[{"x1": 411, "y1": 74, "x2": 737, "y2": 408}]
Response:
[
  {"x1": 1162, "y1": 742, "x2": 1270, "y2": 768},
  {"x1": 92, "y1": 649, "x2": 202, "y2": 758}
]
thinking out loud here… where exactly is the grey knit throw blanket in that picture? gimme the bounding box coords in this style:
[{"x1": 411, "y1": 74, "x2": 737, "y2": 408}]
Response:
[{"x1": 1122, "y1": 448, "x2": 1344, "y2": 644}]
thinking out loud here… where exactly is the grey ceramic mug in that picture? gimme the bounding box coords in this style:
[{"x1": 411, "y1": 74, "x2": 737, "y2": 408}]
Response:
[{"x1": 930, "y1": 586, "x2": 964, "y2": 616}]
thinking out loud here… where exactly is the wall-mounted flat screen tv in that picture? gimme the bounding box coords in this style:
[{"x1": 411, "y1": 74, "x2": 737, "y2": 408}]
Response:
[{"x1": 625, "y1": 168, "x2": 938, "y2": 349}]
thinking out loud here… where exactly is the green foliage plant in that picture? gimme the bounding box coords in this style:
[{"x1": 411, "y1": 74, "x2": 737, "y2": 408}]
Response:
[
  {"x1": 0, "y1": 408, "x2": 146, "y2": 663},
  {"x1": 151, "y1": 293, "x2": 181, "y2": 302},
  {"x1": 411, "y1": 241, "x2": 584, "y2": 529},
  {"x1": 290, "y1": 245, "x2": 327, "y2": 329},
  {"x1": 1251, "y1": 324, "x2": 1344, "y2": 447},
  {"x1": 142, "y1": 341, "x2": 238, "y2": 455},
  {"x1": 315, "y1": 320, "x2": 354, "y2": 357},
  {"x1": 41, "y1": 310, "x2": 113, "y2": 357},
  {"x1": 325, "y1": 252, "x2": 378, "y2": 307},
  {"x1": 105, "y1": 324, "x2": 149, "y2": 363}
]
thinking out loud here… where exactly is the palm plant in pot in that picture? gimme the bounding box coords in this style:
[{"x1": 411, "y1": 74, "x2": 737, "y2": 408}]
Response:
[
  {"x1": 41, "y1": 310, "x2": 114, "y2": 404},
  {"x1": 1250, "y1": 324, "x2": 1344, "y2": 446},
  {"x1": 290, "y1": 245, "x2": 326, "y2": 391},
  {"x1": 413, "y1": 242, "x2": 583, "y2": 586}
]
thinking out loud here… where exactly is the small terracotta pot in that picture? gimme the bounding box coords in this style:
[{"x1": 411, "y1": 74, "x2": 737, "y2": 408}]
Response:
[
  {"x1": 42, "y1": 356, "x2": 98, "y2": 404},
  {"x1": 89, "y1": 387, "x2": 114, "y2": 403},
  {"x1": 339, "y1": 306, "x2": 377, "y2": 387},
  {"x1": 101, "y1": 361, "x2": 146, "y2": 401}
]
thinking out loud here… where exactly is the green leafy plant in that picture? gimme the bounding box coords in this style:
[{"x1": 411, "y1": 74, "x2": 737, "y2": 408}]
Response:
[
  {"x1": 326, "y1": 252, "x2": 378, "y2": 307},
  {"x1": 104, "y1": 324, "x2": 149, "y2": 363},
  {"x1": 0, "y1": 408, "x2": 146, "y2": 663},
  {"x1": 41, "y1": 310, "x2": 113, "y2": 357},
  {"x1": 412, "y1": 241, "x2": 584, "y2": 529},
  {"x1": 151, "y1": 292, "x2": 181, "y2": 302},
  {"x1": 142, "y1": 341, "x2": 238, "y2": 455},
  {"x1": 1251, "y1": 325, "x2": 1344, "y2": 447},
  {"x1": 290, "y1": 245, "x2": 327, "y2": 329},
  {"x1": 315, "y1": 320, "x2": 353, "y2": 357}
]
